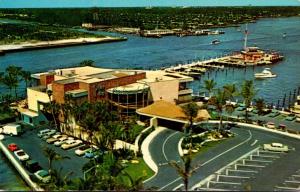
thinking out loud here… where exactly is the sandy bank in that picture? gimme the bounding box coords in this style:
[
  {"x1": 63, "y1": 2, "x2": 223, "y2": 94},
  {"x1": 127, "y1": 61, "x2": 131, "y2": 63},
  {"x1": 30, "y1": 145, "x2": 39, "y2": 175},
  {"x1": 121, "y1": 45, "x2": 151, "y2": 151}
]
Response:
[{"x1": 0, "y1": 36, "x2": 127, "y2": 54}]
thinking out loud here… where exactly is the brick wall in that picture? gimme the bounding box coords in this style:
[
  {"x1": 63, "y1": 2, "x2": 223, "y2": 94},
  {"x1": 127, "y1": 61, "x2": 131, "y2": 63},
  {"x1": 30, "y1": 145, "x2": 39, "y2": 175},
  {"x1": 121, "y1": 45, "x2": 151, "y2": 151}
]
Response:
[
  {"x1": 52, "y1": 82, "x2": 79, "y2": 103},
  {"x1": 89, "y1": 72, "x2": 146, "y2": 102},
  {"x1": 40, "y1": 74, "x2": 54, "y2": 86}
]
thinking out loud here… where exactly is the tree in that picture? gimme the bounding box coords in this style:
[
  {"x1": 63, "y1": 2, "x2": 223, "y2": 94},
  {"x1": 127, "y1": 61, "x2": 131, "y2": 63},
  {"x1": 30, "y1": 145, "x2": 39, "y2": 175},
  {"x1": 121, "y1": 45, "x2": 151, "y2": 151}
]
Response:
[
  {"x1": 208, "y1": 89, "x2": 228, "y2": 131},
  {"x1": 169, "y1": 150, "x2": 196, "y2": 192},
  {"x1": 1, "y1": 74, "x2": 18, "y2": 96},
  {"x1": 255, "y1": 98, "x2": 265, "y2": 115},
  {"x1": 46, "y1": 90, "x2": 59, "y2": 130},
  {"x1": 20, "y1": 70, "x2": 32, "y2": 89},
  {"x1": 223, "y1": 84, "x2": 238, "y2": 102},
  {"x1": 121, "y1": 171, "x2": 145, "y2": 191},
  {"x1": 6, "y1": 65, "x2": 22, "y2": 98},
  {"x1": 240, "y1": 80, "x2": 256, "y2": 121},
  {"x1": 79, "y1": 60, "x2": 95, "y2": 67},
  {"x1": 181, "y1": 102, "x2": 199, "y2": 135},
  {"x1": 203, "y1": 79, "x2": 216, "y2": 97},
  {"x1": 42, "y1": 146, "x2": 70, "y2": 173}
]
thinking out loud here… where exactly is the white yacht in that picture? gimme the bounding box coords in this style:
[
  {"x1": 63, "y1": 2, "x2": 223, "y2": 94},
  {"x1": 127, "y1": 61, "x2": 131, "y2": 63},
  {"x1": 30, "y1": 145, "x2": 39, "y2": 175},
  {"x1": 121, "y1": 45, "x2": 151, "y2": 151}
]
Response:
[{"x1": 254, "y1": 68, "x2": 277, "y2": 79}]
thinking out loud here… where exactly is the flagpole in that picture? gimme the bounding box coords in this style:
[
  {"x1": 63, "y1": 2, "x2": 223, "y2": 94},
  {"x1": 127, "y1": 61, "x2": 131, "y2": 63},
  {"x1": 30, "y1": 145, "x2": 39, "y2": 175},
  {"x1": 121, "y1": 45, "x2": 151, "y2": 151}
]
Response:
[{"x1": 244, "y1": 23, "x2": 248, "y2": 50}]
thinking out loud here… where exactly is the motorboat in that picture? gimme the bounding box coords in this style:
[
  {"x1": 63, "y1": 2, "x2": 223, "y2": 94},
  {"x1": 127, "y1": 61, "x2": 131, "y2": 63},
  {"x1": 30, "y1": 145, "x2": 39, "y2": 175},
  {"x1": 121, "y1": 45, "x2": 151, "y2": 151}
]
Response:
[
  {"x1": 254, "y1": 68, "x2": 277, "y2": 79},
  {"x1": 211, "y1": 39, "x2": 220, "y2": 45}
]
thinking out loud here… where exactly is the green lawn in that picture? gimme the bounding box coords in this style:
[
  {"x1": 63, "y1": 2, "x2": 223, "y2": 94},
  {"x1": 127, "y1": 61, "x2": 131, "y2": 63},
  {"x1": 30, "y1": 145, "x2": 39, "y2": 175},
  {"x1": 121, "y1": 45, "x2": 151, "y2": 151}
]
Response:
[
  {"x1": 118, "y1": 157, "x2": 154, "y2": 186},
  {"x1": 190, "y1": 138, "x2": 230, "y2": 158}
]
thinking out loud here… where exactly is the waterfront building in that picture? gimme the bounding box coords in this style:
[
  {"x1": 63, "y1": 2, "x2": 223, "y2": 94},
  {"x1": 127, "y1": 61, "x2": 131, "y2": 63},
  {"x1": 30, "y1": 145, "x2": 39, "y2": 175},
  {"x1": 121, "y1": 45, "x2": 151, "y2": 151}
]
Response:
[{"x1": 20, "y1": 66, "x2": 194, "y2": 126}]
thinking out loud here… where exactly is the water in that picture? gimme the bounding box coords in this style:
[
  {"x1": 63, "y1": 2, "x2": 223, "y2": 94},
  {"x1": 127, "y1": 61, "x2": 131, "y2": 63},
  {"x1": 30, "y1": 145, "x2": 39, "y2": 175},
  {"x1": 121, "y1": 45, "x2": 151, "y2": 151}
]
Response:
[{"x1": 0, "y1": 16, "x2": 300, "y2": 189}]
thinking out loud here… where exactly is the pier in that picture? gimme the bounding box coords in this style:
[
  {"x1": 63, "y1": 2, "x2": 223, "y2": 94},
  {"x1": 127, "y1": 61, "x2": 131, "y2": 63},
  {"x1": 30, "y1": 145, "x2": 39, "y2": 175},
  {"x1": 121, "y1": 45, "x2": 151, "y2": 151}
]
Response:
[{"x1": 164, "y1": 48, "x2": 284, "y2": 77}]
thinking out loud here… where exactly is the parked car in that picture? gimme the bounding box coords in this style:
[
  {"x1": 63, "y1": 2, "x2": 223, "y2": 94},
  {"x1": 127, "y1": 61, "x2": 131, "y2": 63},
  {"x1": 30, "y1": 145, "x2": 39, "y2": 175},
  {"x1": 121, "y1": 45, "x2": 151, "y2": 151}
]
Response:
[
  {"x1": 46, "y1": 134, "x2": 66, "y2": 144},
  {"x1": 34, "y1": 170, "x2": 51, "y2": 183},
  {"x1": 266, "y1": 122, "x2": 276, "y2": 129},
  {"x1": 278, "y1": 124, "x2": 286, "y2": 130},
  {"x1": 37, "y1": 129, "x2": 51, "y2": 137},
  {"x1": 24, "y1": 160, "x2": 42, "y2": 173},
  {"x1": 61, "y1": 139, "x2": 83, "y2": 150},
  {"x1": 42, "y1": 130, "x2": 59, "y2": 140},
  {"x1": 252, "y1": 109, "x2": 258, "y2": 114},
  {"x1": 75, "y1": 145, "x2": 91, "y2": 156},
  {"x1": 54, "y1": 136, "x2": 73, "y2": 146},
  {"x1": 84, "y1": 148, "x2": 105, "y2": 159},
  {"x1": 285, "y1": 114, "x2": 296, "y2": 121},
  {"x1": 268, "y1": 110, "x2": 280, "y2": 117},
  {"x1": 236, "y1": 106, "x2": 246, "y2": 111},
  {"x1": 14, "y1": 149, "x2": 29, "y2": 161},
  {"x1": 8, "y1": 143, "x2": 18, "y2": 152},
  {"x1": 296, "y1": 115, "x2": 300, "y2": 123},
  {"x1": 263, "y1": 142, "x2": 288, "y2": 152}
]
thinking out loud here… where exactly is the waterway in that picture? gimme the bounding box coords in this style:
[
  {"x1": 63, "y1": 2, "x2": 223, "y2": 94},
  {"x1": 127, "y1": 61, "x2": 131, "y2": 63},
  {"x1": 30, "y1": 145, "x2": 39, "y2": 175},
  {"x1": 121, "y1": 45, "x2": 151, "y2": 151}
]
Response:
[{"x1": 0, "y1": 16, "x2": 300, "y2": 189}]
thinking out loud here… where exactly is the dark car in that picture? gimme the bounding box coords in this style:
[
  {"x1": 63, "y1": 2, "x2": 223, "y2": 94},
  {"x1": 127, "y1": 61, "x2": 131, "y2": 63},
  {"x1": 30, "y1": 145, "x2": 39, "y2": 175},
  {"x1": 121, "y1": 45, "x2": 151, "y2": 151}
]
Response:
[{"x1": 24, "y1": 160, "x2": 42, "y2": 173}]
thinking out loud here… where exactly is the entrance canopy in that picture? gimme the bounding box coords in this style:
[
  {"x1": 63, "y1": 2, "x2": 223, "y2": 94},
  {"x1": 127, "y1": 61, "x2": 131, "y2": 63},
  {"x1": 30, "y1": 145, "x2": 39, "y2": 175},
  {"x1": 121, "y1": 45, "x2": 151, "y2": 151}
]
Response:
[{"x1": 136, "y1": 100, "x2": 210, "y2": 123}]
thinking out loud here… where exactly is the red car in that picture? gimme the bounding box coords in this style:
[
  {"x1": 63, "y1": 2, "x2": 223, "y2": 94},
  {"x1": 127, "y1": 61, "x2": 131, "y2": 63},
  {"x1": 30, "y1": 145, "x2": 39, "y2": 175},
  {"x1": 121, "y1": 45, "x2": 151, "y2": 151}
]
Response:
[{"x1": 8, "y1": 143, "x2": 18, "y2": 152}]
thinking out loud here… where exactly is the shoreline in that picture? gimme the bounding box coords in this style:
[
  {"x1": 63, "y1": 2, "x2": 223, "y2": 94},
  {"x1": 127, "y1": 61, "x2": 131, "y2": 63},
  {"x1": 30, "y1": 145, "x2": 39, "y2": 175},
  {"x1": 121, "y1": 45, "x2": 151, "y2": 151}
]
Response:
[{"x1": 0, "y1": 36, "x2": 127, "y2": 55}]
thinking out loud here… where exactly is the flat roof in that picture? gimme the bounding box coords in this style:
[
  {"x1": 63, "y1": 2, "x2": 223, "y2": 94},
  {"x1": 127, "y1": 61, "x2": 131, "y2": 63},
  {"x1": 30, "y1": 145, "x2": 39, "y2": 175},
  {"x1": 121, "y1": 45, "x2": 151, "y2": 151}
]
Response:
[
  {"x1": 107, "y1": 83, "x2": 149, "y2": 93},
  {"x1": 21, "y1": 110, "x2": 39, "y2": 117}
]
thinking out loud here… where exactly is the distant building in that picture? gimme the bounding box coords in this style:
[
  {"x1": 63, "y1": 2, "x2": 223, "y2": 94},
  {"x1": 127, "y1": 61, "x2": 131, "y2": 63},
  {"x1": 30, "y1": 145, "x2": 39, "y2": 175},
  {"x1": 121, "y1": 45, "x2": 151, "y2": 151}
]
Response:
[{"x1": 21, "y1": 66, "x2": 193, "y2": 126}]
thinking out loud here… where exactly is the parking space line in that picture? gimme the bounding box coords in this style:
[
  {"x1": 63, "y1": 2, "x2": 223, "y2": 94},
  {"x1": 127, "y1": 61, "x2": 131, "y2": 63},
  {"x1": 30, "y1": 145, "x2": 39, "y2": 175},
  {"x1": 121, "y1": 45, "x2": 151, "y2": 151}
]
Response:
[
  {"x1": 275, "y1": 186, "x2": 300, "y2": 190},
  {"x1": 245, "y1": 159, "x2": 272, "y2": 163},
  {"x1": 236, "y1": 164, "x2": 265, "y2": 168},
  {"x1": 227, "y1": 169, "x2": 258, "y2": 173},
  {"x1": 259, "y1": 150, "x2": 283, "y2": 154},
  {"x1": 218, "y1": 175, "x2": 250, "y2": 179},
  {"x1": 252, "y1": 154, "x2": 280, "y2": 158},
  {"x1": 172, "y1": 184, "x2": 183, "y2": 190},
  {"x1": 285, "y1": 180, "x2": 300, "y2": 184},
  {"x1": 196, "y1": 188, "x2": 232, "y2": 191},
  {"x1": 209, "y1": 181, "x2": 242, "y2": 185}
]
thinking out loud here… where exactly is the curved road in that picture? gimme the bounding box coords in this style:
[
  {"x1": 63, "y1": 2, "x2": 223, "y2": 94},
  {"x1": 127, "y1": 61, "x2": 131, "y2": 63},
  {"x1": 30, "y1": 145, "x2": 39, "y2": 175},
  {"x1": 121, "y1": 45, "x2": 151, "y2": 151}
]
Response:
[{"x1": 144, "y1": 126, "x2": 300, "y2": 191}]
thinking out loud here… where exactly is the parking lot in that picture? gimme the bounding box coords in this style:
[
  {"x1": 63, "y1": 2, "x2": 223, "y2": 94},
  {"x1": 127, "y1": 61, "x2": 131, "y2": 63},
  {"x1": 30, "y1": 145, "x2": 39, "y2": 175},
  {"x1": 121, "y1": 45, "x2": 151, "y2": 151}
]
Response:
[
  {"x1": 2, "y1": 127, "x2": 89, "y2": 179},
  {"x1": 192, "y1": 145, "x2": 299, "y2": 191}
]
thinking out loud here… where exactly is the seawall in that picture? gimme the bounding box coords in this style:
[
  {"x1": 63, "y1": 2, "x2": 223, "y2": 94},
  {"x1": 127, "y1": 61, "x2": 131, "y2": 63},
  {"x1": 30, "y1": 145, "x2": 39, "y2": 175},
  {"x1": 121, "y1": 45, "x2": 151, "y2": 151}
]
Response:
[{"x1": 0, "y1": 140, "x2": 43, "y2": 191}]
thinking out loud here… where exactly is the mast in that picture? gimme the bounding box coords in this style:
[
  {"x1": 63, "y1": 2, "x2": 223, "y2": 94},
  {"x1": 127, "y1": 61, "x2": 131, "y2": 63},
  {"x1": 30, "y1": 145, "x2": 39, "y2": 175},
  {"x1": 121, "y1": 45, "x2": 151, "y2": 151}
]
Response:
[{"x1": 244, "y1": 23, "x2": 248, "y2": 50}]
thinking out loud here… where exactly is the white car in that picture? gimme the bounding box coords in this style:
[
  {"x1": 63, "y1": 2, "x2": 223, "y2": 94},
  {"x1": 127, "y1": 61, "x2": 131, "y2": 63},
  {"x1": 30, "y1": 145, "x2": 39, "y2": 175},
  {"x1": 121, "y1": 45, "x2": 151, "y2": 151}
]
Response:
[
  {"x1": 37, "y1": 129, "x2": 50, "y2": 137},
  {"x1": 266, "y1": 122, "x2": 276, "y2": 129},
  {"x1": 54, "y1": 136, "x2": 74, "y2": 146},
  {"x1": 61, "y1": 139, "x2": 83, "y2": 150},
  {"x1": 46, "y1": 134, "x2": 66, "y2": 144},
  {"x1": 42, "y1": 130, "x2": 59, "y2": 140},
  {"x1": 14, "y1": 149, "x2": 30, "y2": 161},
  {"x1": 34, "y1": 170, "x2": 51, "y2": 183},
  {"x1": 263, "y1": 142, "x2": 289, "y2": 152},
  {"x1": 75, "y1": 145, "x2": 91, "y2": 156}
]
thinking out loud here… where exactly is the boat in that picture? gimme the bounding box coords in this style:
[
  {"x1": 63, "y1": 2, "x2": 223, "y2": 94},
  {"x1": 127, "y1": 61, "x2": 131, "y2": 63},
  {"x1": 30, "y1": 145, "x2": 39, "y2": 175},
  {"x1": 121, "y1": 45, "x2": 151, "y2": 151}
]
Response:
[
  {"x1": 179, "y1": 69, "x2": 201, "y2": 79},
  {"x1": 211, "y1": 39, "x2": 220, "y2": 45},
  {"x1": 254, "y1": 68, "x2": 277, "y2": 79},
  {"x1": 282, "y1": 33, "x2": 287, "y2": 38}
]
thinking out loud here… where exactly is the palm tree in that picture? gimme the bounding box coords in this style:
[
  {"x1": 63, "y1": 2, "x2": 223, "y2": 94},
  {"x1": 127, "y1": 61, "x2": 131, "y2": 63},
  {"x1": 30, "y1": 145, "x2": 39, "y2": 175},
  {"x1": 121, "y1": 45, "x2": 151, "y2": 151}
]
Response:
[
  {"x1": 208, "y1": 89, "x2": 228, "y2": 131},
  {"x1": 255, "y1": 98, "x2": 265, "y2": 115},
  {"x1": 42, "y1": 146, "x2": 70, "y2": 173},
  {"x1": 203, "y1": 79, "x2": 216, "y2": 97},
  {"x1": 169, "y1": 149, "x2": 196, "y2": 192},
  {"x1": 6, "y1": 65, "x2": 22, "y2": 98},
  {"x1": 240, "y1": 80, "x2": 256, "y2": 121},
  {"x1": 121, "y1": 171, "x2": 145, "y2": 191},
  {"x1": 47, "y1": 90, "x2": 59, "y2": 130},
  {"x1": 20, "y1": 70, "x2": 32, "y2": 89},
  {"x1": 181, "y1": 102, "x2": 199, "y2": 135},
  {"x1": 223, "y1": 84, "x2": 238, "y2": 102},
  {"x1": 1, "y1": 74, "x2": 18, "y2": 96}
]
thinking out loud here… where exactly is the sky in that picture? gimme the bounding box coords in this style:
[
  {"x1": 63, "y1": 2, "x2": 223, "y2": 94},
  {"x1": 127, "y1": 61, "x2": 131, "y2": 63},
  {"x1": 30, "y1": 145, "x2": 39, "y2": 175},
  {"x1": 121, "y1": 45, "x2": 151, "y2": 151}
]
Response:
[{"x1": 1, "y1": 0, "x2": 300, "y2": 8}]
